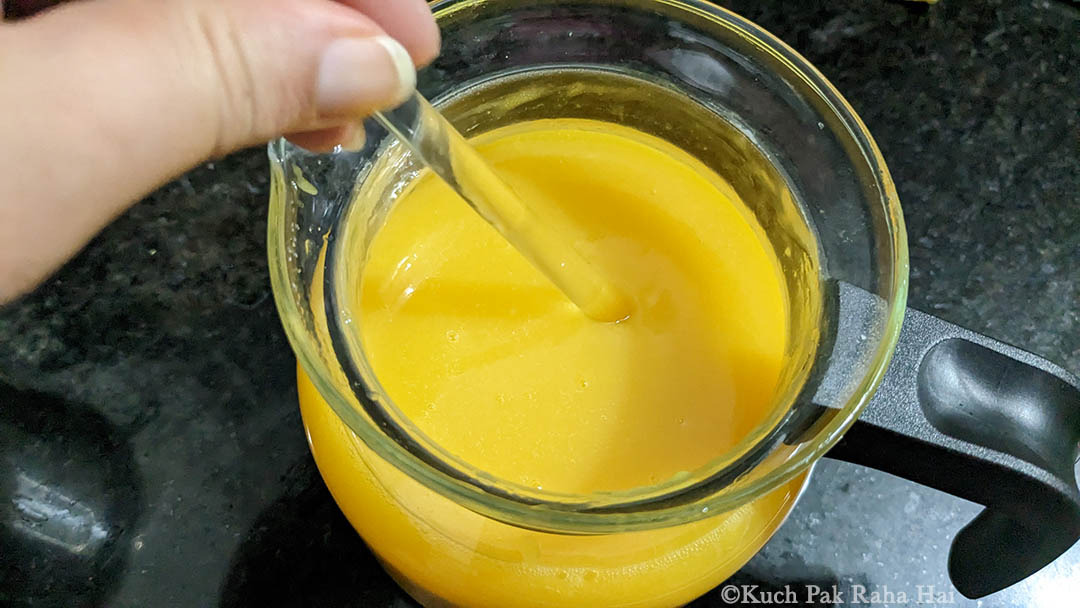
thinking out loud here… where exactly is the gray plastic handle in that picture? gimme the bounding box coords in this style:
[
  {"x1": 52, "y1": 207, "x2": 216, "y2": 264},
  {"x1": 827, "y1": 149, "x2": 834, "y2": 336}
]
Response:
[{"x1": 824, "y1": 283, "x2": 1080, "y2": 598}]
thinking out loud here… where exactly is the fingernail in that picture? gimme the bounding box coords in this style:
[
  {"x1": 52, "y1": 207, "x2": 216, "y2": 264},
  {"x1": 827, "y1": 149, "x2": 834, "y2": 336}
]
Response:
[
  {"x1": 338, "y1": 122, "x2": 367, "y2": 152},
  {"x1": 316, "y1": 35, "x2": 416, "y2": 117}
]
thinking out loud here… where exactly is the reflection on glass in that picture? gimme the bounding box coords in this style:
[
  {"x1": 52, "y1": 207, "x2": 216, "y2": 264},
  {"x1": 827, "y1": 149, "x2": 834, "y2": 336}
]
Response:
[{"x1": 11, "y1": 472, "x2": 108, "y2": 555}]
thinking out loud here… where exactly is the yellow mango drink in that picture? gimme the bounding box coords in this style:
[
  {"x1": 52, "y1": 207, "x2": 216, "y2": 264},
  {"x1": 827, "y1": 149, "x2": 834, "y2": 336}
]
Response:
[{"x1": 299, "y1": 118, "x2": 808, "y2": 607}]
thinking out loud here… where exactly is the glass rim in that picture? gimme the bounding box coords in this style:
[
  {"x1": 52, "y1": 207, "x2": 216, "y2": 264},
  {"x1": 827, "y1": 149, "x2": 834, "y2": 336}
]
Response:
[{"x1": 268, "y1": 0, "x2": 910, "y2": 533}]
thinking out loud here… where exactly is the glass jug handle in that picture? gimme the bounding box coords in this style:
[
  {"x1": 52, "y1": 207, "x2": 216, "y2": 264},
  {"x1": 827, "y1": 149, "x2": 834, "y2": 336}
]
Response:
[{"x1": 821, "y1": 282, "x2": 1080, "y2": 599}]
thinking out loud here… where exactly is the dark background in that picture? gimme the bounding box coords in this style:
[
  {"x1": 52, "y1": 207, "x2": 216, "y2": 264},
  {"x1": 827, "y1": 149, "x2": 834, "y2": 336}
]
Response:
[{"x1": 2, "y1": 0, "x2": 1078, "y2": 606}]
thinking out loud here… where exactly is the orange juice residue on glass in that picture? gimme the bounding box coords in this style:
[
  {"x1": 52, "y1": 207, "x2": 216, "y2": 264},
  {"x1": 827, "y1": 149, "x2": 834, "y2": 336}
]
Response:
[{"x1": 299, "y1": 119, "x2": 807, "y2": 608}]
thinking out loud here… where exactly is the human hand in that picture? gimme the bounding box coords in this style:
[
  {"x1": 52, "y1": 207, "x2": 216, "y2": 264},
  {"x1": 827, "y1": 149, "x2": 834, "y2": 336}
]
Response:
[{"x1": 0, "y1": 0, "x2": 438, "y2": 302}]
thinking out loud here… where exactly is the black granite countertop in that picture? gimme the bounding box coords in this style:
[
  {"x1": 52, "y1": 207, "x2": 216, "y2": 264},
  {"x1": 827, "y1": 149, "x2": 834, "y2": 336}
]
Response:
[{"x1": 2, "y1": 0, "x2": 1078, "y2": 606}]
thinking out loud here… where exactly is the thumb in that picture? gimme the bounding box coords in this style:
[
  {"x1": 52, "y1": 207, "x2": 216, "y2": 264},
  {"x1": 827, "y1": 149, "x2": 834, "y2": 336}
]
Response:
[{"x1": 0, "y1": 0, "x2": 433, "y2": 301}]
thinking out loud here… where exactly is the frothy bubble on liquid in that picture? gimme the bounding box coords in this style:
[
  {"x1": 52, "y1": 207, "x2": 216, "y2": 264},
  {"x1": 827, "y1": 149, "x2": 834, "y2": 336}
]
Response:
[{"x1": 446, "y1": 330, "x2": 460, "y2": 342}]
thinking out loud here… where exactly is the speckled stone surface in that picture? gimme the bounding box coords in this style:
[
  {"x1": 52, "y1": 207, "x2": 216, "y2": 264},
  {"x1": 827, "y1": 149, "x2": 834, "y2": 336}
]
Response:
[{"x1": 1, "y1": 1, "x2": 1077, "y2": 606}]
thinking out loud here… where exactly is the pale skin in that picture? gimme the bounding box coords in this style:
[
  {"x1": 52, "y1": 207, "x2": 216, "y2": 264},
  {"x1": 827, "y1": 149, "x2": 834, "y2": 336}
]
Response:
[{"x1": 0, "y1": 0, "x2": 439, "y2": 303}]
